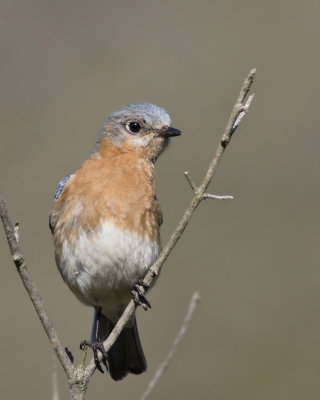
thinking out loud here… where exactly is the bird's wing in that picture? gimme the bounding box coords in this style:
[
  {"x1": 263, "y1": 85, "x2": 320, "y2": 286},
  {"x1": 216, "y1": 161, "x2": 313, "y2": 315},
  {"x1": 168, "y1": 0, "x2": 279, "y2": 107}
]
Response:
[
  {"x1": 53, "y1": 174, "x2": 72, "y2": 201},
  {"x1": 49, "y1": 174, "x2": 73, "y2": 233}
]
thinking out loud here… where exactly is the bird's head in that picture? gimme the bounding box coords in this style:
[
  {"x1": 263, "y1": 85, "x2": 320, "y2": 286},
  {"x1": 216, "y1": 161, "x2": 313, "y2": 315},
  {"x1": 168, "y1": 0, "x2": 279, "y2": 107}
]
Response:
[{"x1": 96, "y1": 103, "x2": 182, "y2": 161}]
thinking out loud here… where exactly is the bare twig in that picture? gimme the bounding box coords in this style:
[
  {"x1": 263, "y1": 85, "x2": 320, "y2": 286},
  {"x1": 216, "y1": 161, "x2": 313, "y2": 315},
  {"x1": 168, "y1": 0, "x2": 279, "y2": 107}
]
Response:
[
  {"x1": 140, "y1": 292, "x2": 201, "y2": 400},
  {"x1": 184, "y1": 171, "x2": 198, "y2": 192},
  {"x1": 0, "y1": 193, "x2": 74, "y2": 380},
  {"x1": 85, "y1": 68, "x2": 256, "y2": 378},
  {"x1": 203, "y1": 193, "x2": 233, "y2": 200}
]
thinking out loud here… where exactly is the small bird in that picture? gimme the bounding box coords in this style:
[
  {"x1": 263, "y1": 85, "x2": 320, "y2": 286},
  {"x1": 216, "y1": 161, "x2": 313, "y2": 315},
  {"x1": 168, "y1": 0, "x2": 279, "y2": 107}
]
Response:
[{"x1": 49, "y1": 103, "x2": 182, "y2": 380}]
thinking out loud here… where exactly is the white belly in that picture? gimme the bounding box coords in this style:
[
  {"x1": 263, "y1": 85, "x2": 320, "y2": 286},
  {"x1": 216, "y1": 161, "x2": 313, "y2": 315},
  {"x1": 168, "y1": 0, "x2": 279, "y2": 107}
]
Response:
[{"x1": 58, "y1": 220, "x2": 160, "y2": 317}]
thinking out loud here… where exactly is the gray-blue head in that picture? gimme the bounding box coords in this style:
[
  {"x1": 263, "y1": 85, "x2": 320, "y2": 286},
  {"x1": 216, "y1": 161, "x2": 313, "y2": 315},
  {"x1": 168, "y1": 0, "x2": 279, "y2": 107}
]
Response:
[{"x1": 96, "y1": 103, "x2": 182, "y2": 161}]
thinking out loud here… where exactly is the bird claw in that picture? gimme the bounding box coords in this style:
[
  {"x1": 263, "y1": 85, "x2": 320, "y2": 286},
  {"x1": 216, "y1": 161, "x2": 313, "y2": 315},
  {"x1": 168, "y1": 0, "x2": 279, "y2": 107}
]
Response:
[
  {"x1": 132, "y1": 280, "x2": 151, "y2": 310},
  {"x1": 80, "y1": 340, "x2": 108, "y2": 374}
]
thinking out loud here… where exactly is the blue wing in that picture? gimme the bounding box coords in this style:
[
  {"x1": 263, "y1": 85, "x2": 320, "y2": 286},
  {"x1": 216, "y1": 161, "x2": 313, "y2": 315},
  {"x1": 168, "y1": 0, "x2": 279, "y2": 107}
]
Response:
[
  {"x1": 49, "y1": 174, "x2": 72, "y2": 233},
  {"x1": 54, "y1": 174, "x2": 72, "y2": 201}
]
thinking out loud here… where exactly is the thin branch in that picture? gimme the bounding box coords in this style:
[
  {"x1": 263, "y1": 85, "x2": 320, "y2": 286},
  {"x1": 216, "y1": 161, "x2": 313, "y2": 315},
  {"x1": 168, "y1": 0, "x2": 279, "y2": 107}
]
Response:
[
  {"x1": 140, "y1": 292, "x2": 201, "y2": 400},
  {"x1": 84, "y1": 68, "x2": 256, "y2": 378},
  {"x1": 184, "y1": 171, "x2": 197, "y2": 192},
  {"x1": 0, "y1": 193, "x2": 74, "y2": 380},
  {"x1": 203, "y1": 193, "x2": 233, "y2": 200}
]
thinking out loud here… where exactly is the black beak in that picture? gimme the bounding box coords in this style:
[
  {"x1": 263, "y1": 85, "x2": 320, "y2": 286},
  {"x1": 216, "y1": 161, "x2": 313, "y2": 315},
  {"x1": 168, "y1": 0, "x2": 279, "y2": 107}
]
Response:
[{"x1": 163, "y1": 126, "x2": 182, "y2": 137}]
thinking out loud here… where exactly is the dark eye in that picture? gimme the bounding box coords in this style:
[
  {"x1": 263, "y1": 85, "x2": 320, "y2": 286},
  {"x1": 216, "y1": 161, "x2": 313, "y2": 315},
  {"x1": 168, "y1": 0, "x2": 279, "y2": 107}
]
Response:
[{"x1": 126, "y1": 121, "x2": 141, "y2": 134}]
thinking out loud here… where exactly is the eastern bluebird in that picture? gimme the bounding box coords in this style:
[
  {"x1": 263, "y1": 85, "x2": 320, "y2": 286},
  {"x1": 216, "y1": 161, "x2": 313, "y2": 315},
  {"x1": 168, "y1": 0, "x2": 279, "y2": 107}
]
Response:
[{"x1": 49, "y1": 103, "x2": 182, "y2": 380}]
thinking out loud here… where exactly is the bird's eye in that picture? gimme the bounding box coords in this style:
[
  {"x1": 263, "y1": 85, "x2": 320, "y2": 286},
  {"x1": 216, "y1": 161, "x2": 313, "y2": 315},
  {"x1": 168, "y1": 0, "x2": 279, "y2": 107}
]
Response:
[{"x1": 126, "y1": 121, "x2": 141, "y2": 134}]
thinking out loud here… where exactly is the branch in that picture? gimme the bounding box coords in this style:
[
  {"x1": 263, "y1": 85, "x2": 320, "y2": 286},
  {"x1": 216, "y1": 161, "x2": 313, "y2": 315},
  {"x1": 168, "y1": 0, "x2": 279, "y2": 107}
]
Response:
[
  {"x1": 0, "y1": 193, "x2": 74, "y2": 380},
  {"x1": 84, "y1": 68, "x2": 256, "y2": 378},
  {"x1": 140, "y1": 292, "x2": 201, "y2": 400}
]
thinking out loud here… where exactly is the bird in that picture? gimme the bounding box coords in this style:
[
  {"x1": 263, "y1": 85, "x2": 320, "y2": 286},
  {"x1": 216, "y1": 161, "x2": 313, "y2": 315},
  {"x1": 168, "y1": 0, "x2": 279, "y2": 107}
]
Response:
[{"x1": 49, "y1": 103, "x2": 182, "y2": 380}]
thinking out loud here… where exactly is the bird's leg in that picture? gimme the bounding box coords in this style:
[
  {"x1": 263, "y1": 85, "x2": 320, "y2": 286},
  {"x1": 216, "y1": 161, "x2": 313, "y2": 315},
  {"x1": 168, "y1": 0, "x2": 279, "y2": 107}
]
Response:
[
  {"x1": 132, "y1": 278, "x2": 151, "y2": 310},
  {"x1": 80, "y1": 340, "x2": 107, "y2": 373},
  {"x1": 80, "y1": 308, "x2": 108, "y2": 374}
]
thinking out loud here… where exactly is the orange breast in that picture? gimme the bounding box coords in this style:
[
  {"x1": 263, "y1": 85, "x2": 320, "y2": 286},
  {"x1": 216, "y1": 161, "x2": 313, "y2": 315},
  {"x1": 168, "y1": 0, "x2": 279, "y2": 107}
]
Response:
[{"x1": 52, "y1": 150, "x2": 162, "y2": 252}]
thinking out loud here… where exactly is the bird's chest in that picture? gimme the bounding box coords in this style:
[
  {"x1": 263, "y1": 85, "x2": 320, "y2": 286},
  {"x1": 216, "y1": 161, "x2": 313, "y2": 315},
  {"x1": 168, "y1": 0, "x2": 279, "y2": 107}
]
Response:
[
  {"x1": 59, "y1": 220, "x2": 160, "y2": 309},
  {"x1": 54, "y1": 156, "x2": 162, "y2": 307},
  {"x1": 71, "y1": 155, "x2": 163, "y2": 241}
]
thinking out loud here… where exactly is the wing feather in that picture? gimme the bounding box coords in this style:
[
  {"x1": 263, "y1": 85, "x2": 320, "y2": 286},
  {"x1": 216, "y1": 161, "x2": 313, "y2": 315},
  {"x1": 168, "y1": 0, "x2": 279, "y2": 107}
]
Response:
[{"x1": 49, "y1": 174, "x2": 72, "y2": 233}]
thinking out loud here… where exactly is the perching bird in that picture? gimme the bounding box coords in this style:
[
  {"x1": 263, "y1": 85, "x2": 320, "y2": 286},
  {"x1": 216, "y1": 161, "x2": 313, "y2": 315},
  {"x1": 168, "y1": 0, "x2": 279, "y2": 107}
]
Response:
[{"x1": 49, "y1": 103, "x2": 182, "y2": 380}]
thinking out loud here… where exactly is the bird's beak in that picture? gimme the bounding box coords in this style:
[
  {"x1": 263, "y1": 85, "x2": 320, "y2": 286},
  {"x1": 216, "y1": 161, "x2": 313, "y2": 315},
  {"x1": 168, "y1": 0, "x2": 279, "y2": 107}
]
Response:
[
  {"x1": 146, "y1": 126, "x2": 182, "y2": 138},
  {"x1": 161, "y1": 126, "x2": 183, "y2": 137}
]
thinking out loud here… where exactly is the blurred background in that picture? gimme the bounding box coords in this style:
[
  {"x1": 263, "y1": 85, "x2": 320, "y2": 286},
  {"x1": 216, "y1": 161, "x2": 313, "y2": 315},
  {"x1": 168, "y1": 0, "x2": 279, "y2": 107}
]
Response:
[{"x1": 1, "y1": 1, "x2": 320, "y2": 399}]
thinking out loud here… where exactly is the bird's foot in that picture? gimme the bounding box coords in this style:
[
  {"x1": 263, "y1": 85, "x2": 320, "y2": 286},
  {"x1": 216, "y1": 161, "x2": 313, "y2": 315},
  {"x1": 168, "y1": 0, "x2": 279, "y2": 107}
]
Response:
[
  {"x1": 80, "y1": 340, "x2": 108, "y2": 374},
  {"x1": 132, "y1": 279, "x2": 151, "y2": 311}
]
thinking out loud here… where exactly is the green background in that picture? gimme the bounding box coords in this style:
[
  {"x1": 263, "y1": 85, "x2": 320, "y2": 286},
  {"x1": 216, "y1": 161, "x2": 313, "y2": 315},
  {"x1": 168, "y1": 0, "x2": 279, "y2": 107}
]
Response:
[{"x1": 1, "y1": 1, "x2": 320, "y2": 399}]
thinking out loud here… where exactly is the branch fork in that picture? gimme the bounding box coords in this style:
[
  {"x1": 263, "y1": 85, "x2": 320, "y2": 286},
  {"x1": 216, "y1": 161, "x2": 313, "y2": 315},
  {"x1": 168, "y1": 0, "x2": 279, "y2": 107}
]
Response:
[{"x1": 184, "y1": 171, "x2": 233, "y2": 200}]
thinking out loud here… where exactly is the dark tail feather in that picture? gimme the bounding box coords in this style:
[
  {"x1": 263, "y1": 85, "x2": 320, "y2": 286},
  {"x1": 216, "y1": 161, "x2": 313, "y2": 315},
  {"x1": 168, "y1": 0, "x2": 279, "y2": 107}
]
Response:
[{"x1": 91, "y1": 311, "x2": 147, "y2": 381}]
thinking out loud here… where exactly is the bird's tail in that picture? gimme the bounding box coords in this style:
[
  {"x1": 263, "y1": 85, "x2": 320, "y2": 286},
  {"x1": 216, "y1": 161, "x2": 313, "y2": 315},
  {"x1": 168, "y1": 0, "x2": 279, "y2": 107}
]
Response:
[{"x1": 91, "y1": 310, "x2": 147, "y2": 381}]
